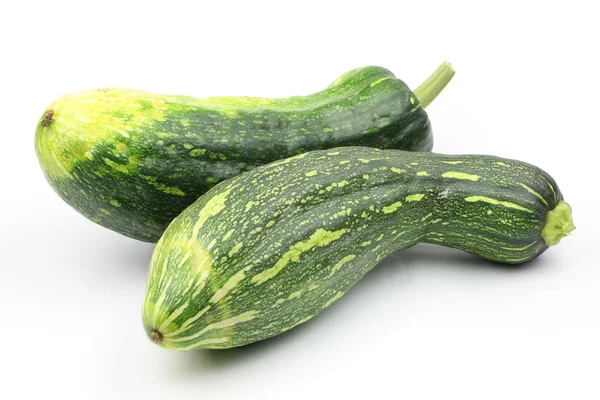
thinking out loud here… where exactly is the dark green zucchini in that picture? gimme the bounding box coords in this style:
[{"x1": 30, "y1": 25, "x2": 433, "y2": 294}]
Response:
[
  {"x1": 34, "y1": 63, "x2": 454, "y2": 242},
  {"x1": 142, "y1": 147, "x2": 574, "y2": 350}
]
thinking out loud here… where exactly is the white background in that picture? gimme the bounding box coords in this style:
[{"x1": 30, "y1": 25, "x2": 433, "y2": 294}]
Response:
[{"x1": 1, "y1": 1, "x2": 598, "y2": 399}]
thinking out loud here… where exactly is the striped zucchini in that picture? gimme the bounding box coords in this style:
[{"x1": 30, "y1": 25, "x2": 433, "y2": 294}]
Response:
[
  {"x1": 35, "y1": 63, "x2": 454, "y2": 242},
  {"x1": 142, "y1": 147, "x2": 574, "y2": 350}
]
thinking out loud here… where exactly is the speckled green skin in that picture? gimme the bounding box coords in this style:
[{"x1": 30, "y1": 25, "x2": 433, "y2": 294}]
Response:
[
  {"x1": 143, "y1": 147, "x2": 566, "y2": 350},
  {"x1": 35, "y1": 67, "x2": 432, "y2": 242}
]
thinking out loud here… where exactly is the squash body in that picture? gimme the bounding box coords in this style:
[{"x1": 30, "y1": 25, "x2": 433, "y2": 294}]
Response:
[
  {"x1": 35, "y1": 67, "x2": 434, "y2": 241},
  {"x1": 143, "y1": 147, "x2": 572, "y2": 350}
]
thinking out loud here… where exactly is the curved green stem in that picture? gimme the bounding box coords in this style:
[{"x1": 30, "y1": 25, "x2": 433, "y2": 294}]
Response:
[
  {"x1": 541, "y1": 201, "x2": 575, "y2": 246},
  {"x1": 413, "y1": 62, "x2": 455, "y2": 108}
]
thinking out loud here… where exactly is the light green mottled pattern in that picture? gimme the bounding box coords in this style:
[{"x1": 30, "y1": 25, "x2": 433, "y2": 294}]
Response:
[
  {"x1": 464, "y1": 196, "x2": 532, "y2": 212},
  {"x1": 442, "y1": 171, "x2": 480, "y2": 181},
  {"x1": 143, "y1": 147, "x2": 568, "y2": 350},
  {"x1": 250, "y1": 228, "x2": 347, "y2": 285},
  {"x1": 405, "y1": 193, "x2": 425, "y2": 202}
]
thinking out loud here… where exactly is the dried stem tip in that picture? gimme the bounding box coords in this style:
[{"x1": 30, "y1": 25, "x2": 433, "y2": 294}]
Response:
[
  {"x1": 41, "y1": 109, "x2": 54, "y2": 127},
  {"x1": 150, "y1": 329, "x2": 163, "y2": 342}
]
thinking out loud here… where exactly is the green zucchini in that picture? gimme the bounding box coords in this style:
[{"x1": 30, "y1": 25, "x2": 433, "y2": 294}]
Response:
[
  {"x1": 35, "y1": 63, "x2": 454, "y2": 242},
  {"x1": 142, "y1": 147, "x2": 574, "y2": 350}
]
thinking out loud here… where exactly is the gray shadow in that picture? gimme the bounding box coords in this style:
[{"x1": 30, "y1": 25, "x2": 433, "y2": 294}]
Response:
[
  {"x1": 98, "y1": 235, "x2": 156, "y2": 275},
  {"x1": 78, "y1": 231, "x2": 156, "y2": 282}
]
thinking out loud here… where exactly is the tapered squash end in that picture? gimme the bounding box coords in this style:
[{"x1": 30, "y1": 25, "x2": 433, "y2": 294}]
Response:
[{"x1": 541, "y1": 201, "x2": 575, "y2": 246}]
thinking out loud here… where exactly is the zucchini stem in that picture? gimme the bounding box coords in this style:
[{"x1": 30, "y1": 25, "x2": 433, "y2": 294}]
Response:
[
  {"x1": 413, "y1": 62, "x2": 455, "y2": 108},
  {"x1": 541, "y1": 201, "x2": 575, "y2": 246}
]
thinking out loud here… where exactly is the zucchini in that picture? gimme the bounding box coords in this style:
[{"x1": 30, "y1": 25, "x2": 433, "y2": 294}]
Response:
[
  {"x1": 35, "y1": 63, "x2": 454, "y2": 242},
  {"x1": 142, "y1": 147, "x2": 574, "y2": 350}
]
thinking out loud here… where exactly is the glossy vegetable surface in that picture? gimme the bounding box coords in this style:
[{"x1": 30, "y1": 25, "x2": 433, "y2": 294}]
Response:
[
  {"x1": 142, "y1": 147, "x2": 574, "y2": 350},
  {"x1": 35, "y1": 63, "x2": 454, "y2": 241}
]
